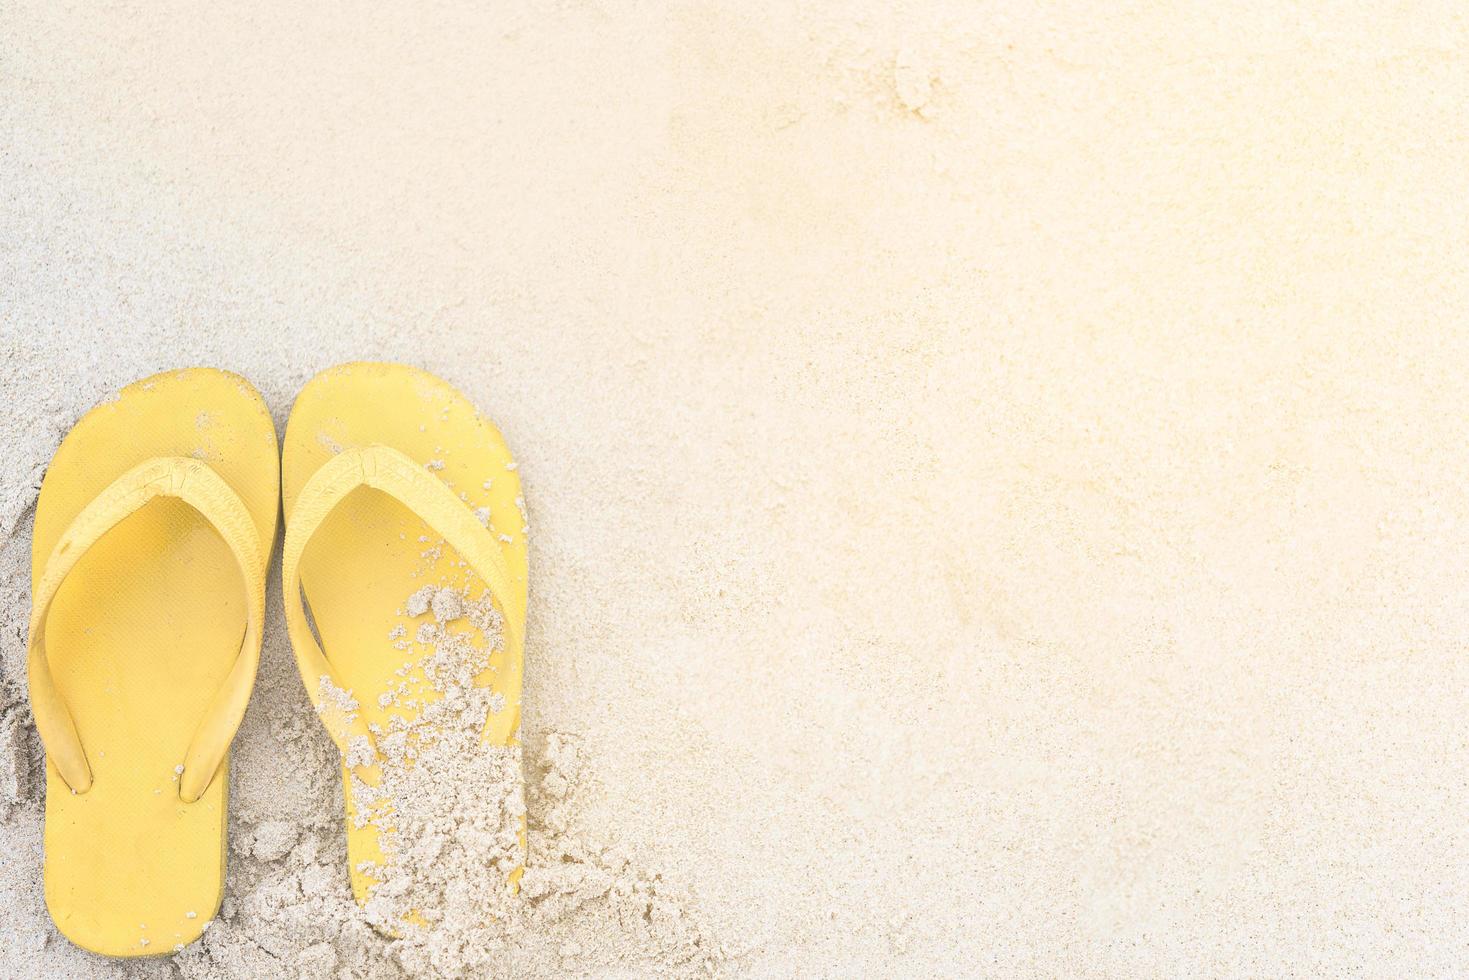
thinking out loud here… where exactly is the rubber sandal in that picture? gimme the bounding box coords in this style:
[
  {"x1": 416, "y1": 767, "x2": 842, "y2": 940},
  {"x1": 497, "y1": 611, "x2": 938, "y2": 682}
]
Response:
[
  {"x1": 27, "y1": 368, "x2": 278, "y2": 956},
  {"x1": 280, "y1": 362, "x2": 528, "y2": 928}
]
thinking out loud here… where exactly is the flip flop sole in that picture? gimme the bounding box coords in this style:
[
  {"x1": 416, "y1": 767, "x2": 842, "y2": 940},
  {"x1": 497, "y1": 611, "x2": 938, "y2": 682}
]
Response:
[
  {"x1": 33, "y1": 369, "x2": 278, "y2": 957},
  {"x1": 282, "y1": 362, "x2": 527, "y2": 910}
]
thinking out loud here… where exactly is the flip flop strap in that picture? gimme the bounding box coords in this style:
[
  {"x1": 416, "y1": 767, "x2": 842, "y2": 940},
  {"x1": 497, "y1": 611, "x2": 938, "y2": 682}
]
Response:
[
  {"x1": 281, "y1": 444, "x2": 525, "y2": 774},
  {"x1": 27, "y1": 456, "x2": 266, "y2": 803}
]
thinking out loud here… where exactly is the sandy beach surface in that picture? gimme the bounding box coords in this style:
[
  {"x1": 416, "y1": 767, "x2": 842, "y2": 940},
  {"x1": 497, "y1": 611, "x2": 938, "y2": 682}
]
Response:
[{"x1": 3, "y1": 2, "x2": 1468, "y2": 976}]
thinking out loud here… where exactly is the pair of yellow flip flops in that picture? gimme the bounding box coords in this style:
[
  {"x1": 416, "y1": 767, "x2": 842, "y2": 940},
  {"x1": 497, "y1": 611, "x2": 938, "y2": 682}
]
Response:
[{"x1": 26, "y1": 363, "x2": 528, "y2": 957}]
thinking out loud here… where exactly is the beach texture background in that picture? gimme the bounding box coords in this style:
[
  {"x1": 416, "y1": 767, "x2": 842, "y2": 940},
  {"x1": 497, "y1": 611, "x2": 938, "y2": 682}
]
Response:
[{"x1": 3, "y1": 1, "x2": 1468, "y2": 975}]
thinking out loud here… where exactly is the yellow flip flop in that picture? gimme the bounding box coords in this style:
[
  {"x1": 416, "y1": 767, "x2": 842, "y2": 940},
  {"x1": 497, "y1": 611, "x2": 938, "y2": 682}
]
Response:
[
  {"x1": 27, "y1": 368, "x2": 278, "y2": 957},
  {"x1": 280, "y1": 363, "x2": 528, "y2": 931}
]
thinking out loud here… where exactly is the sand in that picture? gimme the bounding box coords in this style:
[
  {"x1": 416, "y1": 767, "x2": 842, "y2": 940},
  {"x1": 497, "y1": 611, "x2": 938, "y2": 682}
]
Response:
[{"x1": 3, "y1": 1, "x2": 1469, "y2": 976}]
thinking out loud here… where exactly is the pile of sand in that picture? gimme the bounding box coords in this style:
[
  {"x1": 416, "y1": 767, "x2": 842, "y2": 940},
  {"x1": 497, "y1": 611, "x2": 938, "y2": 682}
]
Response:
[{"x1": 0, "y1": 512, "x2": 718, "y2": 978}]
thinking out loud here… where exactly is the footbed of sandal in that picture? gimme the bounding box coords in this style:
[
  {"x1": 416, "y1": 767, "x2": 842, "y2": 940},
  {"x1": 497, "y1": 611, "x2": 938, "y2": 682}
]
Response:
[
  {"x1": 280, "y1": 362, "x2": 528, "y2": 938},
  {"x1": 29, "y1": 368, "x2": 278, "y2": 957}
]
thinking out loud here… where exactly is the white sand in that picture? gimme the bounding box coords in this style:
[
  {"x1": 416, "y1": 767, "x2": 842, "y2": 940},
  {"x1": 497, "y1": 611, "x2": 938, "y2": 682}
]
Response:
[{"x1": 3, "y1": 2, "x2": 1469, "y2": 976}]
